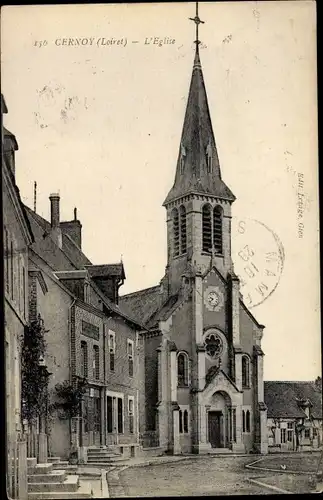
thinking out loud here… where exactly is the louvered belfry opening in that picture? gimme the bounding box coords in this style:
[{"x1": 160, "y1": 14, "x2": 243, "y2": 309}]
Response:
[
  {"x1": 172, "y1": 208, "x2": 180, "y2": 257},
  {"x1": 202, "y1": 204, "x2": 212, "y2": 252},
  {"x1": 213, "y1": 205, "x2": 223, "y2": 253},
  {"x1": 180, "y1": 205, "x2": 187, "y2": 254}
]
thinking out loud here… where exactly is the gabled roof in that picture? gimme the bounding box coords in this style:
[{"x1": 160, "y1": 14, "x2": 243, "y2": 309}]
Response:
[
  {"x1": 24, "y1": 205, "x2": 91, "y2": 271},
  {"x1": 119, "y1": 285, "x2": 162, "y2": 327},
  {"x1": 164, "y1": 50, "x2": 235, "y2": 205},
  {"x1": 264, "y1": 381, "x2": 322, "y2": 419},
  {"x1": 85, "y1": 263, "x2": 125, "y2": 280}
]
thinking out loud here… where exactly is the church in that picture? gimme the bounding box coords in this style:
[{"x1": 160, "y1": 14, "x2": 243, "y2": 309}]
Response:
[{"x1": 120, "y1": 7, "x2": 268, "y2": 456}]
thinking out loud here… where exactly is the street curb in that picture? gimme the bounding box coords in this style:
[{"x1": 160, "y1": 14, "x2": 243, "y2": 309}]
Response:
[
  {"x1": 247, "y1": 477, "x2": 292, "y2": 495},
  {"x1": 101, "y1": 469, "x2": 110, "y2": 498},
  {"x1": 245, "y1": 456, "x2": 315, "y2": 475},
  {"x1": 112, "y1": 453, "x2": 264, "y2": 468}
]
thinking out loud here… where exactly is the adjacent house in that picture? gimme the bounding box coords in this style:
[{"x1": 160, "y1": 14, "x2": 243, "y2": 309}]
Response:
[
  {"x1": 3, "y1": 93, "x2": 34, "y2": 498},
  {"x1": 25, "y1": 193, "x2": 145, "y2": 461},
  {"x1": 265, "y1": 380, "x2": 322, "y2": 452}
]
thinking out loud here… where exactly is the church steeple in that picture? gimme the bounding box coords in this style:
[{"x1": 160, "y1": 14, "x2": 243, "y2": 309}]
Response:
[
  {"x1": 164, "y1": 4, "x2": 235, "y2": 206},
  {"x1": 163, "y1": 3, "x2": 235, "y2": 293}
]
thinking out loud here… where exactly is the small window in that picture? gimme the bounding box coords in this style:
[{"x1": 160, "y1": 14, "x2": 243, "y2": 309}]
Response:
[
  {"x1": 109, "y1": 331, "x2": 116, "y2": 372},
  {"x1": 117, "y1": 397, "x2": 123, "y2": 434},
  {"x1": 179, "y1": 410, "x2": 183, "y2": 434},
  {"x1": 10, "y1": 240, "x2": 14, "y2": 299},
  {"x1": 202, "y1": 204, "x2": 212, "y2": 253},
  {"x1": 242, "y1": 356, "x2": 250, "y2": 389},
  {"x1": 172, "y1": 208, "x2": 180, "y2": 257},
  {"x1": 246, "y1": 410, "x2": 251, "y2": 433},
  {"x1": 179, "y1": 205, "x2": 187, "y2": 255},
  {"x1": 81, "y1": 341, "x2": 88, "y2": 378},
  {"x1": 127, "y1": 340, "x2": 134, "y2": 377},
  {"x1": 281, "y1": 428, "x2": 287, "y2": 444},
  {"x1": 5, "y1": 227, "x2": 9, "y2": 293},
  {"x1": 213, "y1": 206, "x2": 223, "y2": 254},
  {"x1": 128, "y1": 397, "x2": 134, "y2": 434},
  {"x1": 107, "y1": 396, "x2": 113, "y2": 433},
  {"x1": 183, "y1": 410, "x2": 189, "y2": 433},
  {"x1": 177, "y1": 352, "x2": 189, "y2": 387},
  {"x1": 93, "y1": 345, "x2": 99, "y2": 379}
]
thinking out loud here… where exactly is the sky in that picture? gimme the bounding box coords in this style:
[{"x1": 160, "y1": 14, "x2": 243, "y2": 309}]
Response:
[{"x1": 1, "y1": 1, "x2": 320, "y2": 381}]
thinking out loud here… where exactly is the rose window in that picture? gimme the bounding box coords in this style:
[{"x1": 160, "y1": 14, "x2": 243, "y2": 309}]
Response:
[{"x1": 204, "y1": 333, "x2": 223, "y2": 359}]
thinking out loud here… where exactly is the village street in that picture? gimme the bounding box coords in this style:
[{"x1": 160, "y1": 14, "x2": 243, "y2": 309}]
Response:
[{"x1": 106, "y1": 456, "x2": 281, "y2": 497}]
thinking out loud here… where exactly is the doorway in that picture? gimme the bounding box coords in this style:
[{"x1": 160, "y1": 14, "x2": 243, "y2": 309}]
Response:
[{"x1": 208, "y1": 411, "x2": 223, "y2": 448}]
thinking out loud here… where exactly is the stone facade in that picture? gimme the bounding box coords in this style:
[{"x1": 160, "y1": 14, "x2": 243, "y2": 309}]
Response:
[
  {"x1": 25, "y1": 194, "x2": 145, "y2": 460},
  {"x1": 120, "y1": 47, "x2": 268, "y2": 455}
]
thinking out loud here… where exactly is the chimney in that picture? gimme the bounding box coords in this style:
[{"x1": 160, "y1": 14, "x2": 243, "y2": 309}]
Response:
[{"x1": 49, "y1": 193, "x2": 62, "y2": 248}]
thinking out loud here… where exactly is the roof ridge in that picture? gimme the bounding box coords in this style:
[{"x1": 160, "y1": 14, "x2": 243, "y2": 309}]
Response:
[{"x1": 120, "y1": 285, "x2": 160, "y2": 298}]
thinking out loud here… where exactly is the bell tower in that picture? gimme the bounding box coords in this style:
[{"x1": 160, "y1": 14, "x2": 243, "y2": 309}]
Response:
[{"x1": 163, "y1": 3, "x2": 236, "y2": 295}]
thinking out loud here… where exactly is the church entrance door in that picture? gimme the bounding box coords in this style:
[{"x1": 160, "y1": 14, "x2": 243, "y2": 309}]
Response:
[{"x1": 208, "y1": 411, "x2": 223, "y2": 448}]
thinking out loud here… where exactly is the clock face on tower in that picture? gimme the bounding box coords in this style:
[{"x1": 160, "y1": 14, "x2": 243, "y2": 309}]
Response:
[{"x1": 204, "y1": 286, "x2": 224, "y2": 312}]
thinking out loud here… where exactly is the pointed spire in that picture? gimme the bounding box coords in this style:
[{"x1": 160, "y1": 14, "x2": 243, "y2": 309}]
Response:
[{"x1": 164, "y1": 4, "x2": 235, "y2": 206}]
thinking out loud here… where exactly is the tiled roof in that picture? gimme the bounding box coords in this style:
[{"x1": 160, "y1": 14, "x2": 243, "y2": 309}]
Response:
[
  {"x1": 119, "y1": 285, "x2": 163, "y2": 327},
  {"x1": 264, "y1": 381, "x2": 322, "y2": 419}
]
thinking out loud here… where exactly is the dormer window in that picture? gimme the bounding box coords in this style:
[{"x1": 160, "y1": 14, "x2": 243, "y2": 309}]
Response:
[
  {"x1": 180, "y1": 143, "x2": 186, "y2": 174},
  {"x1": 206, "y1": 142, "x2": 212, "y2": 173}
]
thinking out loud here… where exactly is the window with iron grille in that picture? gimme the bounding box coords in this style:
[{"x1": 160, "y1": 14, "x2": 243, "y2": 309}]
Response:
[
  {"x1": 202, "y1": 204, "x2": 212, "y2": 252},
  {"x1": 93, "y1": 345, "x2": 99, "y2": 379},
  {"x1": 128, "y1": 397, "x2": 134, "y2": 434},
  {"x1": 109, "y1": 331, "x2": 115, "y2": 372},
  {"x1": 127, "y1": 340, "x2": 134, "y2": 377},
  {"x1": 81, "y1": 341, "x2": 88, "y2": 378}
]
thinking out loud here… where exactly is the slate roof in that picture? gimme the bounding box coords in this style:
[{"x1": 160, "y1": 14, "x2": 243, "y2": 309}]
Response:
[
  {"x1": 25, "y1": 205, "x2": 91, "y2": 271},
  {"x1": 85, "y1": 263, "x2": 125, "y2": 280},
  {"x1": 119, "y1": 285, "x2": 162, "y2": 327},
  {"x1": 164, "y1": 50, "x2": 235, "y2": 205},
  {"x1": 264, "y1": 381, "x2": 323, "y2": 419}
]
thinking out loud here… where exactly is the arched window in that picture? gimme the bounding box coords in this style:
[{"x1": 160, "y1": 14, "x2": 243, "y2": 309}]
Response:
[
  {"x1": 172, "y1": 208, "x2": 179, "y2": 257},
  {"x1": 179, "y1": 205, "x2": 187, "y2": 254},
  {"x1": 202, "y1": 204, "x2": 212, "y2": 253},
  {"x1": 179, "y1": 410, "x2": 183, "y2": 434},
  {"x1": 242, "y1": 410, "x2": 246, "y2": 433},
  {"x1": 213, "y1": 206, "x2": 223, "y2": 254},
  {"x1": 183, "y1": 410, "x2": 189, "y2": 433},
  {"x1": 242, "y1": 356, "x2": 250, "y2": 389},
  {"x1": 177, "y1": 352, "x2": 189, "y2": 387},
  {"x1": 246, "y1": 410, "x2": 251, "y2": 433},
  {"x1": 81, "y1": 341, "x2": 88, "y2": 378}
]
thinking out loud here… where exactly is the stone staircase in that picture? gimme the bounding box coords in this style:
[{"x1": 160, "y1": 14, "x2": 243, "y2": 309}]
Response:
[
  {"x1": 87, "y1": 446, "x2": 126, "y2": 466},
  {"x1": 27, "y1": 457, "x2": 92, "y2": 499}
]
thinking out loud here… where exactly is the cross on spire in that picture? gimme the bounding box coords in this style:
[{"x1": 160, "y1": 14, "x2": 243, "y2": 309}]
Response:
[{"x1": 189, "y1": 1, "x2": 205, "y2": 51}]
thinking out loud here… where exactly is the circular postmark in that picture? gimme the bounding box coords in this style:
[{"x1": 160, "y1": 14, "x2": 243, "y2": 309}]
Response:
[{"x1": 231, "y1": 217, "x2": 285, "y2": 309}]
